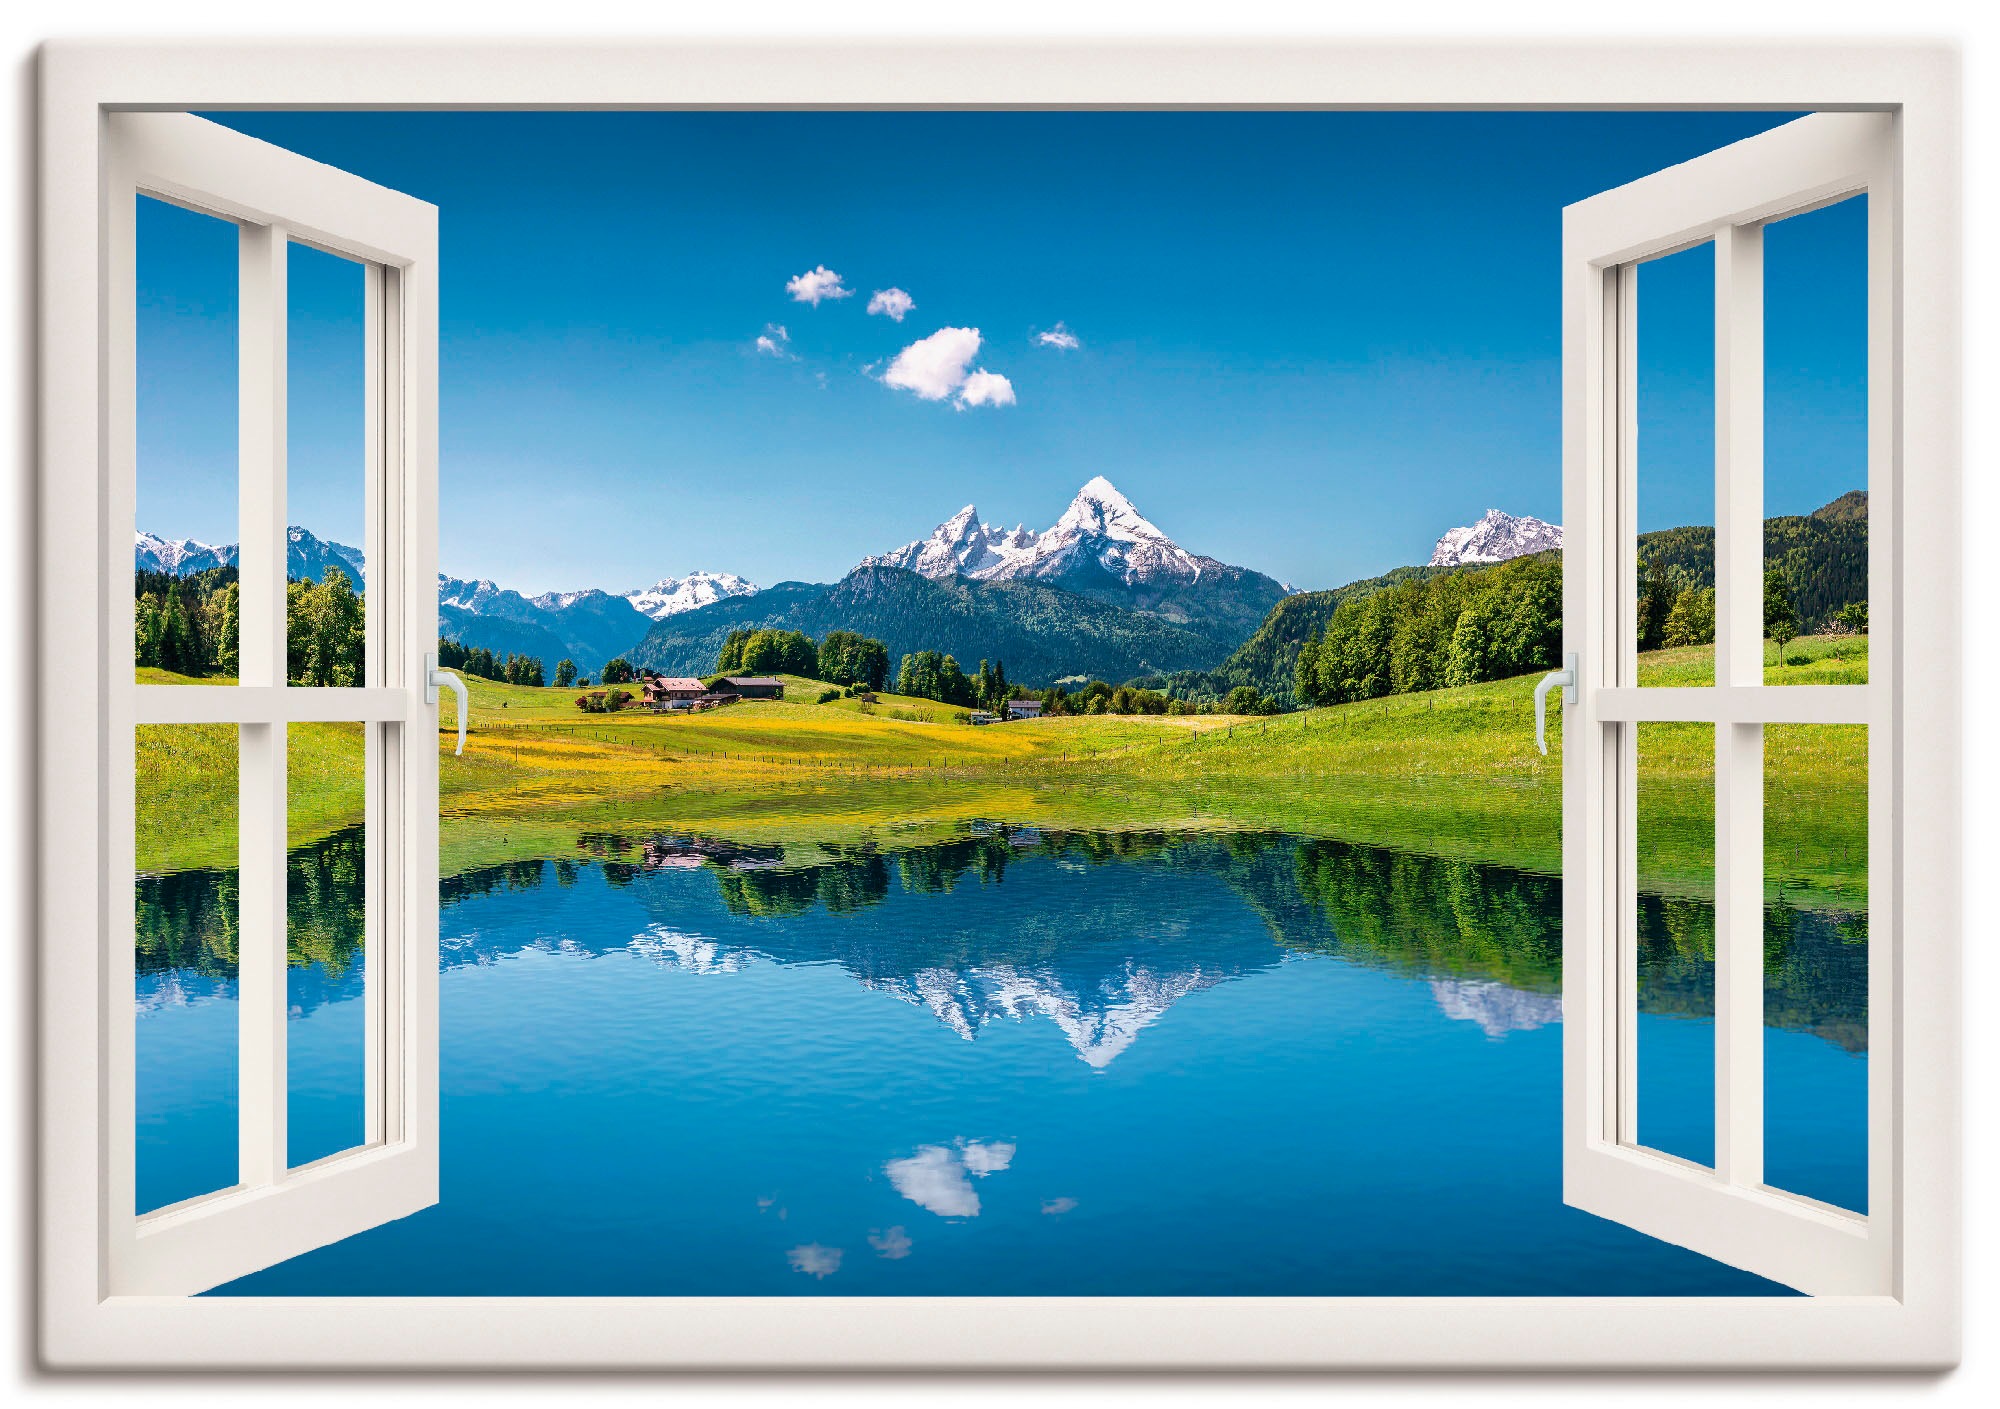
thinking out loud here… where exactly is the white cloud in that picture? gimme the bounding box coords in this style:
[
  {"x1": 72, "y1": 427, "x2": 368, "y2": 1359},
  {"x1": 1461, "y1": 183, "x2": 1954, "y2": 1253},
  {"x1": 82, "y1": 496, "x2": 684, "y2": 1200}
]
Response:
[
  {"x1": 786, "y1": 265, "x2": 852, "y2": 305},
  {"x1": 1040, "y1": 1196, "x2": 1078, "y2": 1216},
  {"x1": 881, "y1": 326, "x2": 1016, "y2": 410},
  {"x1": 882, "y1": 327, "x2": 982, "y2": 401},
  {"x1": 884, "y1": 1145, "x2": 979, "y2": 1217},
  {"x1": 867, "y1": 287, "x2": 916, "y2": 322},
  {"x1": 958, "y1": 1139, "x2": 1015, "y2": 1175},
  {"x1": 956, "y1": 370, "x2": 1016, "y2": 409},
  {"x1": 754, "y1": 323, "x2": 794, "y2": 359},
  {"x1": 867, "y1": 1226, "x2": 913, "y2": 1260},
  {"x1": 1035, "y1": 322, "x2": 1081, "y2": 351},
  {"x1": 884, "y1": 1139, "x2": 1017, "y2": 1218},
  {"x1": 787, "y1": 1244, "x2": 843, "y2": 1278}
]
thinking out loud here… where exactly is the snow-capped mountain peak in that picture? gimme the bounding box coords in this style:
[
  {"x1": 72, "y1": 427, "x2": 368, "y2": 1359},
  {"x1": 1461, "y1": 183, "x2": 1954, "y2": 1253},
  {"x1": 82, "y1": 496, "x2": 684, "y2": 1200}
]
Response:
[
  {"x1": 858, "y1": 503, "x2": 1040, "y2": 580},
  {"x1": 1051, "y1": 475, "x2": 1165, "y2": 544},
  {"x1": 1039, "y1": 475, "x2": 1197, "y2": 581},
  {"x1": 1428, "y1": 509, "x2": 1563, "y2": 567},
  {"x1": 531, "y1": 588, "x2": 604, "y2": 611},
  {"x1": 623, "y1": 570, "x2": 760, "y2": 621},
  {"x1": 137, "y1": 525, "x2": 363, "y2": 584},
  {"x1": 437, "y1": 574, "x2": 515, "y2": 614},
  {"x1": 135, "y1": 530, "x2": 234, "y2": 576},
  {"x1": 855, "y1": 476, "x2": 1216, "y2": 589}
]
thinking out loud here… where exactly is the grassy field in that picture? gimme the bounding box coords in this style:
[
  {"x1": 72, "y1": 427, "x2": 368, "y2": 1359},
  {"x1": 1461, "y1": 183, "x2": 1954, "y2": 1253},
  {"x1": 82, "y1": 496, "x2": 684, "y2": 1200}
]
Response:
[{"x1": 134, "y1": 641, "x2": 1869, "y2": 911}]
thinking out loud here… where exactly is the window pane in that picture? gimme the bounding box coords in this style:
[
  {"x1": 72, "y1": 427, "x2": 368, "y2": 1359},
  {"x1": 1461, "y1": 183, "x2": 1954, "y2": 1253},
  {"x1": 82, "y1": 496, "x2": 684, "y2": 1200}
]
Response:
[
  {"x1": 135, "y1": 724, "x2": 239, "y2": 1212},
  {"x1": 286, "y1": 242, "x2": 370, "y2": 687},
  {"x1": 1763, "y1": 723, "x2": 1868, "y2": 1211},
  {"x1": 1633, "y1": 721, "x2": 1715, "y2": 1167},
  {"x1": 135, "y1": 196, "x2": 239, "y2": 684},
  {"x1": 1634, "y1": 243, "x2": 1716, "y2": 687},
  {"x1": 287, "y1": 721, "x2": 371, "y2": 1167},
  {"x1": 1763, "y1": 196, "x2": 1870, "y2": 684}
]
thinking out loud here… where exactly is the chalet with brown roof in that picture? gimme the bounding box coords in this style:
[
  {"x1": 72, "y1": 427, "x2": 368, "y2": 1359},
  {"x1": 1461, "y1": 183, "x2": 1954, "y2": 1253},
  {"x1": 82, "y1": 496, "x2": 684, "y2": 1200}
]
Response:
[{"x1": 720, "y1": 676, "x2": 785, "y2": 700}]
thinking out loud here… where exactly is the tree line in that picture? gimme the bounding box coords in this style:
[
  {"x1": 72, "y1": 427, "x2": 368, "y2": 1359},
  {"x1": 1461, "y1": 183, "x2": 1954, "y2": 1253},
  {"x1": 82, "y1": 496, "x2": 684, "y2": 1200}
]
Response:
[
  {"x1": 713, "y1": 627, "x2": 890, "y2": 690},
  {"x1": 894, "y1": 652, "x2": 1024, "y2": 714},
  {"x1": 1638, "y1": 510, "x2": 1866, "y2": 635},
  {"x1": 438, "y1": 636, "x2": 545, "y2": 687},
  {"x1": 135, "y1": 565, "x2": 238, "y2": 677},
  {"x1": 1034, "y1": 680, "x2": 1276, "y2": 716},
  {"x1": 137, "y1": 563, "x2": 369, "y2": 687},
  {"x1": 1294, "y1": 555, "x2": 1562, "y2": 706}
]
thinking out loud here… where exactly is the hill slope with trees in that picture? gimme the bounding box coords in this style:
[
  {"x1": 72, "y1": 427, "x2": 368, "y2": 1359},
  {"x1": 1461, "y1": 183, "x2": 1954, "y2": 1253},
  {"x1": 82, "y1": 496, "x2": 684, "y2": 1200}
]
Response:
[
  {"x1": 1182, "y1": 490, "x2": 1867, "y2": 706},
  {"x1": 630, "y1": 564, "x2": 1232, "y2": 685}
]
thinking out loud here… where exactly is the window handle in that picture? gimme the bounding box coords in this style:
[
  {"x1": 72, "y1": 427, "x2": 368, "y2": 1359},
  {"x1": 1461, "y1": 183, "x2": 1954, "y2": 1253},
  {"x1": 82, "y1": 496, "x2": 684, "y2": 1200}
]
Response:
[
  {"x1": 425, "y1": 652, "x2": 469, "y2": 756},
  {"x1": 1533, "y1": 653, "x2": 1578, "y2": 757}
]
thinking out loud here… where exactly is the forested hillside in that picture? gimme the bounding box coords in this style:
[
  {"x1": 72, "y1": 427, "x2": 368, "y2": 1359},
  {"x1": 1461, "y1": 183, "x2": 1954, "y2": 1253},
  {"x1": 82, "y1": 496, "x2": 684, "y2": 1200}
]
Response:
[
  {"x1": 1293, "y1": 555, "x2": 1561, "y2": 705},
  {"x1": 1186, "y1": 490, "x2": 1866, "y2": 706},
  {"x1": 1638, "y1": 493, "x2": 1867, "y2": 634},
  {"x1": 1159, "y1": 563, "x2": 1468, "y2": 705},
  {"x1": 631, "y1": 564, "x2": 1232, "y2": 684}
]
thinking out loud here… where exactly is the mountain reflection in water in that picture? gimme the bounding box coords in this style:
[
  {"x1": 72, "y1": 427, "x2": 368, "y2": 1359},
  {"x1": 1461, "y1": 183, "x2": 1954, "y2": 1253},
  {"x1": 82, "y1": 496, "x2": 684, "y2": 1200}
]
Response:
[
  {"x1": 424, "y1": 826, "x2": 1865, "y2": 1062},
  {"x1": 133, "y1": 824, "x2": 1865, "y2": 1296}
]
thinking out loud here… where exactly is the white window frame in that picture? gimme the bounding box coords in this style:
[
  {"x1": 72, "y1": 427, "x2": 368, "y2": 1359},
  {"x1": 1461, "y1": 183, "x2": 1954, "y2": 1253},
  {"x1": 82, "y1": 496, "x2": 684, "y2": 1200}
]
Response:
[
  {"x1": 36, "y1": 39, "x2": 1960, "y2": 1370},
  {"x1": 1560, "y1": 112, "x2": 1898, "y2": 1298},
  {"x1": 95, "y1": 111, "x2": 442, "y2": 1298}
]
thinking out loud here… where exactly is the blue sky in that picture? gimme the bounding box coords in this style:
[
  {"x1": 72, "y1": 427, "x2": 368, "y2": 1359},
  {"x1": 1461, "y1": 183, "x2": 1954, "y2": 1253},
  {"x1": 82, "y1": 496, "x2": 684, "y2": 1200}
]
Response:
[{"x1": 135, "y1": 112, "x2": 1867, "y2": 596}]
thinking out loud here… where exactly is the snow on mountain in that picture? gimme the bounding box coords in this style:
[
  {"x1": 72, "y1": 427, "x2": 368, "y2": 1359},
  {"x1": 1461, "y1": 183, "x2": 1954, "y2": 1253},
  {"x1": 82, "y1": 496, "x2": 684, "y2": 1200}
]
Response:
[
  {"x1": 437, "y1": 574, "x2": 523, "y2": 616},
  {"x1": 855, "y1": 956, "x2": 1234, "y2": 1068},
  {"x1": 860, "y1": 503, "x2": 1038, "y2": 580},
  {"x1": 533, "y1": 588, "x2": 603, "y2": 611},
  {"x1": 1428, "y1": 978, "x2": 1563, "y2": 1038},
  {"x1": 1428, "y1": 509, "x2": 1563, "y2": 567},
  {"x1": 135, "y1": 530, "x2": 235, "y2": 576},
  {"x1": 623, "y1": 570, "x2": 760, "y2": 621},
  {"x1": 287, "y1": 526, "x2": 367, "y2": 584},
  {"x1": 137, "y1": 526, "x2": 365, "y2": 583},
  {"x1": 859, "y1": 476, "x2": 1215, "y2": 589}
]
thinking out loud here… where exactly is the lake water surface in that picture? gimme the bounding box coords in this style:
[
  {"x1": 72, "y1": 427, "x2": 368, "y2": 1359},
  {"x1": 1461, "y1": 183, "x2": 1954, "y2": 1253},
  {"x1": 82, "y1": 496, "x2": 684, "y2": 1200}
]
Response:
[{"x1": 134, "y1": 826, "x2": 1866, "y2": 1295}]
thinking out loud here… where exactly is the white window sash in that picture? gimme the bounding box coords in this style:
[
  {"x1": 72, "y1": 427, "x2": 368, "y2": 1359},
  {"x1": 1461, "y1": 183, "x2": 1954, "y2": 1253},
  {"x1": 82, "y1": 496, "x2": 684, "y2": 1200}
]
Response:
[
  {"x1": 94, "y1": 111, "x2": 441, "y2": 1298},
  {"x1": 1559, "y1": 112, "x2": 1896, "y2": 1297}
]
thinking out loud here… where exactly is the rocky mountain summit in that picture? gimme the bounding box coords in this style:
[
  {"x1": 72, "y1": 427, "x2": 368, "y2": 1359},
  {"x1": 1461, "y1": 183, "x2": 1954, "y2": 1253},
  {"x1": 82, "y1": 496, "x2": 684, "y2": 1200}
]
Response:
[{"x1": 1428, "y1": 509, "x2": 1563, "y2": 567}]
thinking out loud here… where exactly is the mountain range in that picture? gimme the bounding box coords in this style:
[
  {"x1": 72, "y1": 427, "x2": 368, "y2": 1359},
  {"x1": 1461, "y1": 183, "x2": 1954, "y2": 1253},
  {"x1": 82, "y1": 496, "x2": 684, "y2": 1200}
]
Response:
[
  {"x1": 136, "y1": 526, "x2": 367, "y2": 585},
  {"x1": 630, "y1": 478, "x2": 1293, "y2": 682},
  {"x1": 137, "y1": 526, "x2": 762, "y2": 676},
  {"x1": 858, "y1": 476, "x2": 1291, "y2": 644},
  {"x1": 137, "y1": 486, "x2": 1584, "y2": 687}
]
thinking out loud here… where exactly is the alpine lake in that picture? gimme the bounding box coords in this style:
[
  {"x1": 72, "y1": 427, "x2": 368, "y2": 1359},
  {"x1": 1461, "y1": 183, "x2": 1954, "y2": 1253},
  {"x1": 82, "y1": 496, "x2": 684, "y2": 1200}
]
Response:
[{"x1": 136, "y1": 801, "x2": 1866, "y2": 1296}]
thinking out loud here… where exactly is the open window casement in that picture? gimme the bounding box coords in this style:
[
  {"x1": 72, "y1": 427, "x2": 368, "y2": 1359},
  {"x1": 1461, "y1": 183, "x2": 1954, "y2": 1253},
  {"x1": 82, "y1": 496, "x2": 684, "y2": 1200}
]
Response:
[
  {"x1": 1560, "y1": 112, "x2": 1895, "y2": 1297},
  {"x1": 99, "y1": 113, "x2": 441, "y2": 1296}
]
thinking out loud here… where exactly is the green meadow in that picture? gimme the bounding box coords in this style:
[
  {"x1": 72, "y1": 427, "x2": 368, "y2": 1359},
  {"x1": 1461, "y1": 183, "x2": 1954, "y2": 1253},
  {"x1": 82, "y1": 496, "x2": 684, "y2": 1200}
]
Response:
[{"x1": 135, "y1": 636, "x2": 1869, "y2": 914}]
